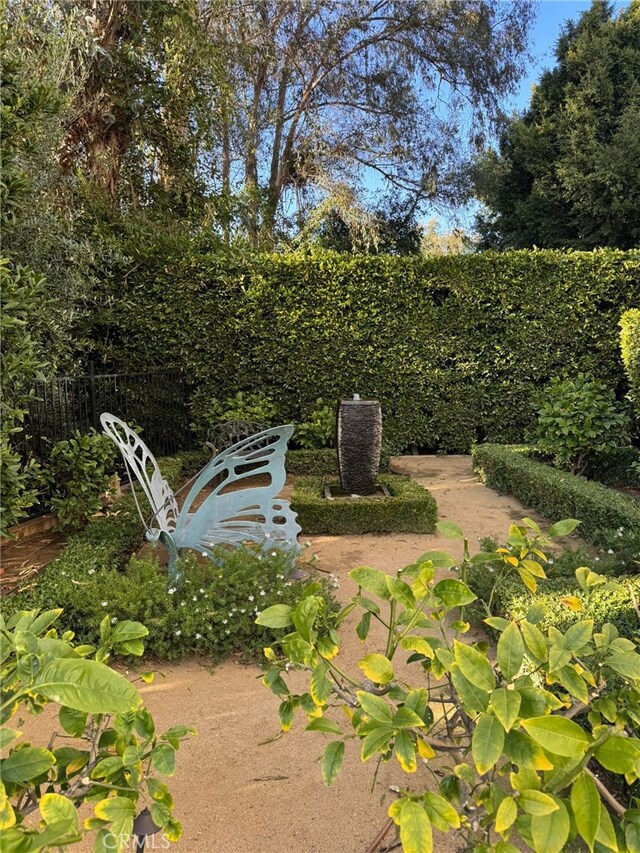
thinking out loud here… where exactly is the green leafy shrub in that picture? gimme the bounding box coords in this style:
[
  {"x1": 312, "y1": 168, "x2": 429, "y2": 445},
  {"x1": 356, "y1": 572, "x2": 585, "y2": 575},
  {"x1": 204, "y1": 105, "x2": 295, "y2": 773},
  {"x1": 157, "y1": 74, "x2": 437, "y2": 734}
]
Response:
[
  {"x1": 46, "y1": 429, "x2": 117, "y2": 529},
  {"x1": 531, "y1": 374, "x2": 629, "y2": 475},
  {"x1": 2, "y1": 546, "x2": 335, "y2": 663},
  {"x1": 291, "y1": 475, "x2": 437, "y2": 534},
  {"x1": 258, "y1": 517, "x2": 640, "y2": 853},
  {"x1": 0, "y1": 260, "x2": 47, "y2": 535},
  {"x1": 472, "y1": 444, "x2": 640, "y2": 550},
  {"x1": 190, "y1": 389, "x2": 278, "y2": 437},
  {"x1": 589, "y1": 445, "x2": 640, "y2": 488},
  {"x1": 89, "y1": 247, "x2": 640, "y2": 453},
  {"x1": 296, "y1": 400, "x2": 336, "y2": 449},
  {"x1": 620, "y1": 308, "x2": 640, "y2": 419},
  {"x1": 0, "y1": 608, "x2": 194, "y2": 851}
]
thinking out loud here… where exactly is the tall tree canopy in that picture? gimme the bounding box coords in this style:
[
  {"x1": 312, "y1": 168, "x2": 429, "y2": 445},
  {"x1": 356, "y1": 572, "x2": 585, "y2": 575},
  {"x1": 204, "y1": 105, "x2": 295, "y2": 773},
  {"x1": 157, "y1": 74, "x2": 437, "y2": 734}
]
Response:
[
  {"x1": 203, "y1": 0, "x2": 534, "y2": 244},
  {"x1": 474, "y1": 0, "x2": 640, "y2": 250},
  {"x1": 2, "y1": 0, "x2": 534, "y2": 249}
]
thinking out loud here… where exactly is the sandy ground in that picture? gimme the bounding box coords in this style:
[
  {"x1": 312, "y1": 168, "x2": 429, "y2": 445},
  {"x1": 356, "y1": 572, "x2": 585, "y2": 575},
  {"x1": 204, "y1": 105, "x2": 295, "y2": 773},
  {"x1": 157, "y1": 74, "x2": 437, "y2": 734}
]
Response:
[{"x1": 17, "y1": 456, "x2": 548, "y2": 853}]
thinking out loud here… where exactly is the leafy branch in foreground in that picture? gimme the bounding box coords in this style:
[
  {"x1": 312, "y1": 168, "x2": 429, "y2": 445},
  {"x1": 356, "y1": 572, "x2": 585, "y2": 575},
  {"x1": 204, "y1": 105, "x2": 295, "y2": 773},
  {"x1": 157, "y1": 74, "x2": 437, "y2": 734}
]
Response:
[
  {"x1": 0, "y1": 609, "x2": 196, "y2": 852},
  {"x1": 257, "y1": 518, "x2": 640, "y2": 853}
]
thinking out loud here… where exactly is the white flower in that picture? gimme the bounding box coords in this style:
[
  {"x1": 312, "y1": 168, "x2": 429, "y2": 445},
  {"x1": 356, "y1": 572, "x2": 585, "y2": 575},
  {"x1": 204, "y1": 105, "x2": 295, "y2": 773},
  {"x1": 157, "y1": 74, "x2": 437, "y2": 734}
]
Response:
[
  {"x1": 199, "y1": 588, "x2": 205, "y2": 593},
  {"x1": 222, "y1": 619, "x2": 228, "y2": 624},
  {"x1": 240, "y1": 608, "x2": 246, "y2": 613},
  {"x1": 195, "y1": 633, "x2": 202, "y2": 639},
  {"x1": 271, "y1": 551, "x2": 277, "y2": 557},
  {"x1": 168, "y1": 588, "x2": 176, "y2": 595},
  {"x1": 101, "y1": 601, "x2": 108, "y2": 607},
  {"x1": 175, "y1": 630, "x2": 181, "y2": 637},
  {"x1": 259, "y1": 590, "x2": 266, "y2": 596},
  {"x1": 192, "y1": 596, "x2": 197, "y2": 602},
  {"x1": 202, "y1": 552, "x2": 207, "y2": 557},
  {"x1": 257, "y1": 555, "x2": 262, "y2": 561},
  {"x1": 248, "y1": 595, "x2": 254, "y2": 602},
  {"x1": 225, "y1": 629, "x2": 231, "y2": 635},
  {"x1": 277, "y1": 590, "x2": 282, "y2": 596},
  {"x1": 548, "y1": 559, "x2": 554, "y2": 565},
  {"x1": 88, "y1": 569, "x2": 95, "y2": 575},
  {"x1": 607, "y1": 549, "x2": 614, "y2": 554},
  {"x1": 111, "y1": 617, "x2": 117, "y2": 624},
  {"x1": 594, "y1": 556, "x2": 600, "y2": 561}
]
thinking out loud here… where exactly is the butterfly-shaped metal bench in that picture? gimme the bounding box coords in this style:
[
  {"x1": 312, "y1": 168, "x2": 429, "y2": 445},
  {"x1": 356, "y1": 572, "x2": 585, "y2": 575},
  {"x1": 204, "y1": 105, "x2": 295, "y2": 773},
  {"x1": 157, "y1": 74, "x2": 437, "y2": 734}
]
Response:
[{"x1": 100, "y1": 413, "x2": 301, "y2": 582}]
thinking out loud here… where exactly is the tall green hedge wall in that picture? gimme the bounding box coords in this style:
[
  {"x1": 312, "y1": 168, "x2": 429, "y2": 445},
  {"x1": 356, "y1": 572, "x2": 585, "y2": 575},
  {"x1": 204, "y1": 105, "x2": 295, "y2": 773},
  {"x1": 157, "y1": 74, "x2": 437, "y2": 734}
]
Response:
[
  {"x1": 91, "y1": 247, "x2": 640, "y2": 452},
  {"x1": 620, "y1": 308, "x2": 640, "y2": 418}
]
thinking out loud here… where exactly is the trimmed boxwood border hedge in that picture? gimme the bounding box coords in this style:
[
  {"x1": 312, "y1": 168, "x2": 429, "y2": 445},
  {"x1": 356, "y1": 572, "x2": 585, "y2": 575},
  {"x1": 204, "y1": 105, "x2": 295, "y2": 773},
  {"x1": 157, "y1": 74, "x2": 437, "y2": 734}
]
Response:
[
  {"x1": 291, "y1": 474, "x2": 437, "y2": 534},
  {"x1": 471, "y1": 444, "x2": 640, "y2": 546}
]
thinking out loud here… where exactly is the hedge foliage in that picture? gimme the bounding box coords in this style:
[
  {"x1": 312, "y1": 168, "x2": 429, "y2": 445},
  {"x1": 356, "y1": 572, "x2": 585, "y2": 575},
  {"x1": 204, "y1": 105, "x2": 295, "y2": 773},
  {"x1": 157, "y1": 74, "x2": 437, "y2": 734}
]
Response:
[
  {"x1": 620, "y1": 308, "x2": 640, "y2": 419},
  {"x1": 476, "y1": 570, "x2": 640, "y2": 641},
  {"x1": 472, "y1": 444, "x2": 640, "y2": 551},
  {"x1": 291, "y1": 475, "x2": 437, "y2": 534},
  {"x1": 286, "y1": 449, "x2": 339, "y2": 475},
  {"x1": 89, "y1": 247, "x2": 640, "y2": 453}
]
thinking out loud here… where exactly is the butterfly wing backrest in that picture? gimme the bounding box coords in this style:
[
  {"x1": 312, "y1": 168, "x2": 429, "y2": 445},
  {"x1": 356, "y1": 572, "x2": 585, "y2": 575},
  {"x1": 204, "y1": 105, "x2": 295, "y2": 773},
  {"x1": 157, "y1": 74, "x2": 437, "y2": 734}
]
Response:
[{"x1": 100, "y1": 413, "x2": 179, "y2": 534}]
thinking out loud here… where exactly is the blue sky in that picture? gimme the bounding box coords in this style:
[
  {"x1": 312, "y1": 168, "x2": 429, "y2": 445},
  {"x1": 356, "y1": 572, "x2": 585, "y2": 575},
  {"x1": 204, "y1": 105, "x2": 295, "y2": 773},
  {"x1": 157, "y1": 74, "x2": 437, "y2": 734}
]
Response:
[{"x1": 428, "y1": 0, "x2": 631, "y2": 232}]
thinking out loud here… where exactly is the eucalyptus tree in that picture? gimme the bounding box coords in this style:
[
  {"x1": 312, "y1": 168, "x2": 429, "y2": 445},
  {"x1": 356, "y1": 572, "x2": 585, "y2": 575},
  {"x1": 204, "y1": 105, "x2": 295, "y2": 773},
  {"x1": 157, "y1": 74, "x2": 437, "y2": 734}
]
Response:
[{"x1": 200, "y1": 0, "x2": 535, "y2": 245}]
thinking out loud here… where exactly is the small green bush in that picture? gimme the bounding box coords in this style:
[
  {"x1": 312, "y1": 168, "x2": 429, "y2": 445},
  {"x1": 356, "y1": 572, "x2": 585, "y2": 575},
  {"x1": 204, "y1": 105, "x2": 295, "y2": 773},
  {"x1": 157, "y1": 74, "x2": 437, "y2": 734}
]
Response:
[
  {"x1": 530, "y1": 374, "x2": 629, "y2": 475},
  {"x1": 291, "y1": 474, "x2": 437, "y2": 534},
  {"x1": 47, "y1": 429, "x2": 117, "y2": 529},
  {"x1": 190, "y1": 389, "x2": 277, "y2": 437},
  {"x1": 620, "y1": 308, "x2": 640, "y2": 419},
  {"x1": 296, "y1": 400, "x2": 336, "y2": 449},
  {"x1": 472, "y1": 444, "x2": 640, "y2": 550}
]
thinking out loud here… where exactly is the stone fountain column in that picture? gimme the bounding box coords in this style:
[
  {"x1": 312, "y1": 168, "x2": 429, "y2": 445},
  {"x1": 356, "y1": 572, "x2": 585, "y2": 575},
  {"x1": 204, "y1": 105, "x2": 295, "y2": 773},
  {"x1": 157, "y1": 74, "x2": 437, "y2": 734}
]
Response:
[{"x1": 337, "y1": 396, "x2": 382, "y2": 495}]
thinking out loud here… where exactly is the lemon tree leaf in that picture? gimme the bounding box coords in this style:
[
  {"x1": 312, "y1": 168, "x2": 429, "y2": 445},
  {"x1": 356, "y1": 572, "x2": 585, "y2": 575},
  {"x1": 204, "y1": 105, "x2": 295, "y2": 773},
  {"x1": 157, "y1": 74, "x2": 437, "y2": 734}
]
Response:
[
  {"x1": 321, "y1": 741, "x2": 344, "y2": 785},
  {"x1": 521, "y1": 716, "x2": 590, "y2": 757},
  {"x1": 472, "y1": 713, "x2": 504, "y2": 775},
  {"x1": 358, "y1": 654, "x2": 394, "y2": 685}
]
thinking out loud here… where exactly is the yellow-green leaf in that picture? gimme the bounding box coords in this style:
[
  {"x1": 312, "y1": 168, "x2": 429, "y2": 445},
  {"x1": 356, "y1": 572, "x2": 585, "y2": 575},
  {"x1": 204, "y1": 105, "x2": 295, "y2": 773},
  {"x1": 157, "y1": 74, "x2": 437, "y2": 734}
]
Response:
[
  {"x1": 358, "y1": 653, "x2": 394, "y2": 685},
  {"x1": 395, "y1": 730, "x2": 417, "y2": 772},
  {"x1": 498, "y1": 625, "x2": 526, "y2": 681},
  {"x1": 399, "y1": 799, "x2": 433, "y2": 853},
  {"x1": 321, "y1": 741, "x2": 344, "y2": 785},
  {"x1": 571, "y1": 773, "x2": 601, "y2": 849},
  {"x1": 495, "y1": 796, "x2": 517, "y2": 833},
  {"x1": 491, "y1": 688, "x2": 522, "y2": 732},
  {"x1": 521, "y1": 716, "x2": 590, "y2": 758},
  {"x1": 472, "y1": 713, "x2": 504, "y2": 775}
]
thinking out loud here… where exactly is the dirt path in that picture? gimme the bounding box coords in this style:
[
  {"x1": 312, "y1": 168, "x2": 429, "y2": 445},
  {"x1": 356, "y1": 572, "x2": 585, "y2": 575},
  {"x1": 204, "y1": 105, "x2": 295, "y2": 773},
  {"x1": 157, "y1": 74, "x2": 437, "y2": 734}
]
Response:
[{"x1": 20, "y1": 456, "x2": 546, "y2": 853}]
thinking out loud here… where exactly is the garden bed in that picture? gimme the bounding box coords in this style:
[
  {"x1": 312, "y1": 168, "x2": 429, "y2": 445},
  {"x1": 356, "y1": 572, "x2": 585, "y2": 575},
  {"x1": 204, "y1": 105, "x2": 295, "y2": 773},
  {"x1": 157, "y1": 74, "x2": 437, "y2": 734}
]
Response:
[{"x1": 290, "y1": 474, "x2": 437, "y2": 534}]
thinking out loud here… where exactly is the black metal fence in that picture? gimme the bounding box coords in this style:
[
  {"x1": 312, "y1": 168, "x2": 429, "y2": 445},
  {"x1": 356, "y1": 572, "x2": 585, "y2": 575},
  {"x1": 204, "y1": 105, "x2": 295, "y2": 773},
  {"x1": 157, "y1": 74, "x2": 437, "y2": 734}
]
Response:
[{"x1": 26, "y1": 365, "x2": 193, "y2": 463}]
